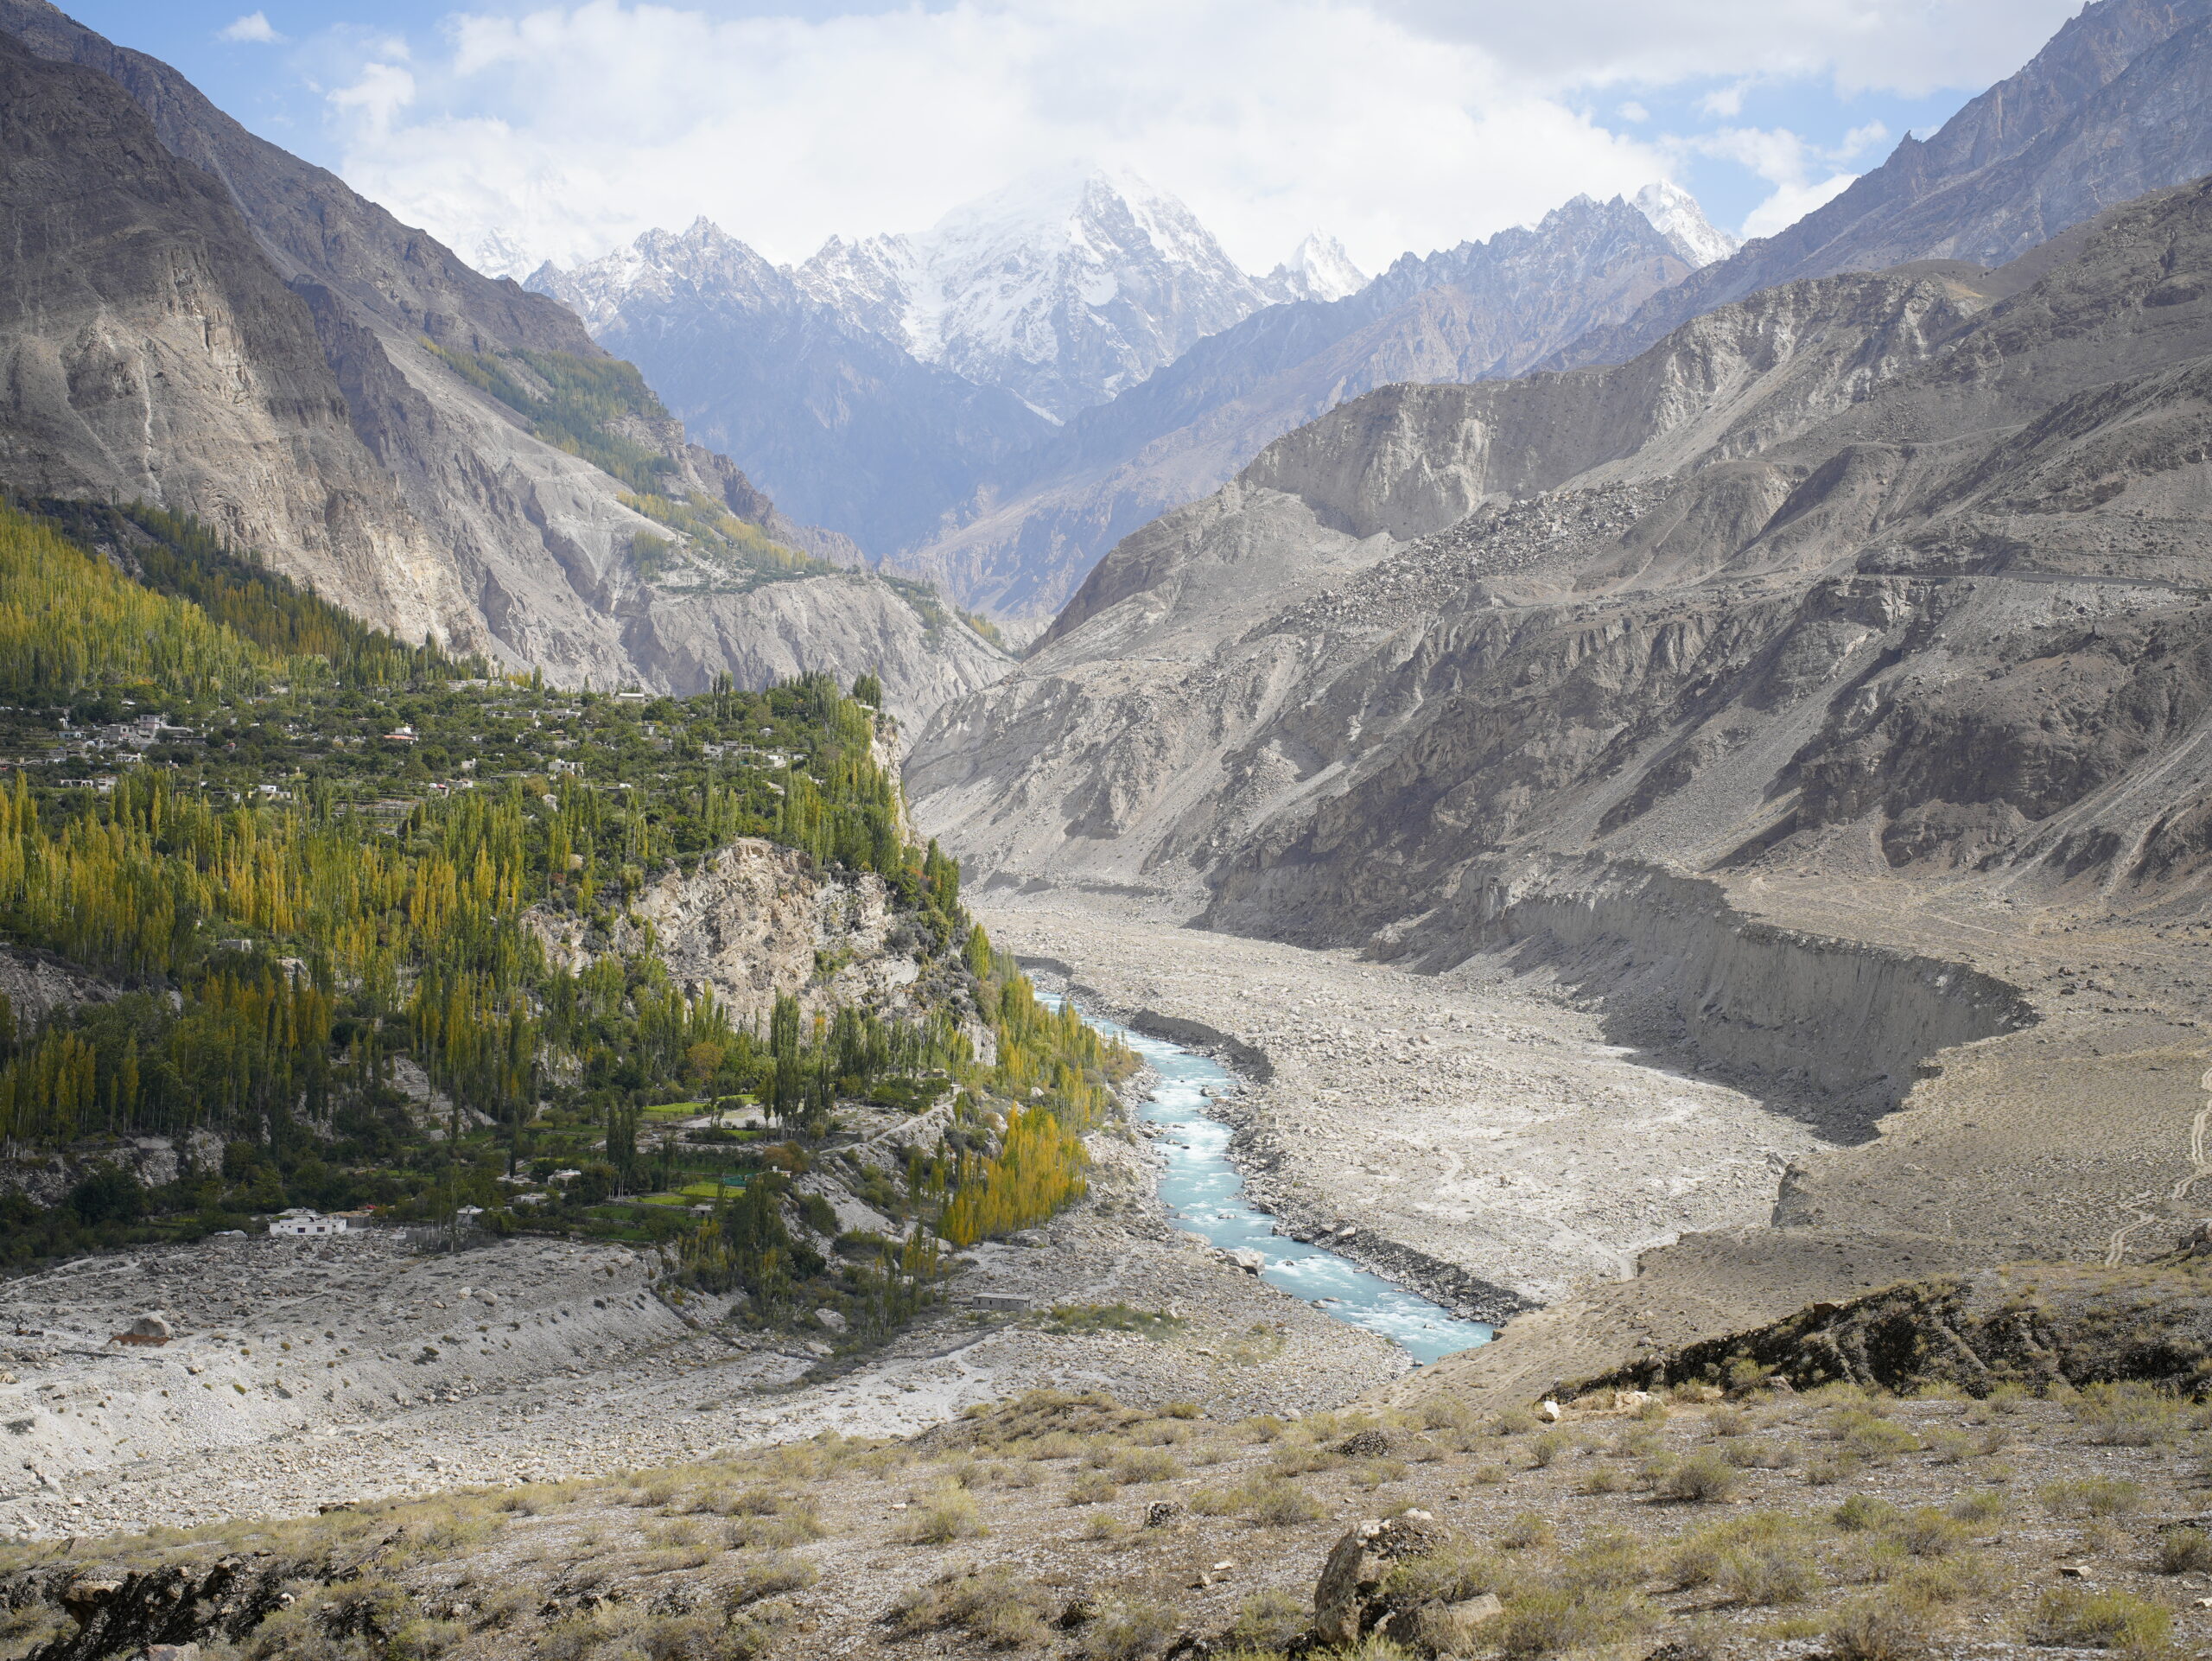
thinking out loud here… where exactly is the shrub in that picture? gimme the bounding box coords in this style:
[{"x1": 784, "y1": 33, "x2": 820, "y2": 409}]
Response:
[
  {"x1": 898, "y1": 1490, "x2": 986, "y2": 1544},
  {"x1": 1418, "y1": 1397, "x2": 1473, "y2": 1433},
  {"x1": 728, "y1": 1554, "x2": 817, "y2": 1608},
  {"x1": 892, "y1": 1566, "x2": 1056, "y2": 1648},
  {"x1": 1559, "y1": 1531, "x2": 1645, "y2": 1594},
  {"x1": 1242, "y1": 1479, "x2": 1325, "y2": 1526},
  {"x1": 1076, "y1": 1594, "x2": 1181, "y2": 1660},
  {"x1": 1891, "y1": 1554, "x2": 1993, "y2": 1608},
  {"x1": 1491, "y1": 1588, "x2": 1641, "y2": 1659},
  {"x1": 1827, "y1": 1595, "x2": 1928, "y2": 1661},
  {"x1": 1834, "y1": 1411, "x2": 1921, "y2": 1460},
  {"x1": 1834, "y1": 1493, "x2": 1901, "y2": 1532},
  {"x1": 2075, "y1": 1383, "x2": 2183, "y2": 1448},
  {"x1": 1717, "y1": 1544, "x2": 1821, "y2": 1607},
  {"x1": 1112, "y1": 1448, "x2": 1180, "y2": 1485},
  {"x1": 1067, "y1": 1470, "x2": 1120, "y2": 1505},
  {"x1": 1723, "y1": 1438, "x2": 1796, "y2": 1470},
  {"x1": 1669, "y1": 1516, "x2": 1803, "y2": 1589},
  {"x1": 2040, "y1": 1477, "x2": 2145, "y2": 1518},
  {"x1": 1228, "y1": 1588, "x2": 1307, "y2": 1651},
  {"x1": 1580, "y1": 1463, "x2": 1626, "y2": 1495},
  {"x1": 1948, "y1": 1487, "x2": 2006, "y2": 1524},
  {"x1": 2159, "y1": 1526, "x2": 2212, "y2": 1575},
  {"x1": 1529, "y1": 1432, "x2": 1567, "y2": 1468},
  {"x1": 1891, "y1": 1508, "x2": 1966, "y2": 1558},
  {"x1": 1662, "y1": 1452, "x2": 1738, "y2": 1503},
  {"x1": 1497, "y1": 1512, "x2": 1554, "y2": 1550},
  {"x1": 2028, "y1": 1588, "x2": 2171, "y2": 1651},
  {"x1": 1383, "y1": 1541, "x2": 1514, "y2": 1607}
]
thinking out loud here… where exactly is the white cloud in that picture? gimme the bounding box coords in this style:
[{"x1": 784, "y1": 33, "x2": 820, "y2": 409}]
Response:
[
  {"x1": 1740, "y1": 171, "x2": 1858, "y2": 239},
  {"x1": 1699, "y1": 83, "x2": 1749, "y2": 119},
  {"x1": 1375, "y1": 0, "x2": 2085, "y2": 99},
  {"x1": 318, "y1": 0, "x2": 2088, "y2": 280},
  {"x1": 219, "y1": 11, "x2": 285, "y2": 44},
  {"x1": 331, "y1": 62, "x2": 417, "y2": 139},
  {"x1": 325, "y1": 0, "x2": 1679, "y2": 277},
  {"x1": 1680, "y1": 122, "x2": 1875, "y2": 240}
]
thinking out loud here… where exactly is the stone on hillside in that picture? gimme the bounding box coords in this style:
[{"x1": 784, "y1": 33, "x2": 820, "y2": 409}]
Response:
[{"x1": 1312, "y1": 1513, "x2": 1453, "y2": 1646}]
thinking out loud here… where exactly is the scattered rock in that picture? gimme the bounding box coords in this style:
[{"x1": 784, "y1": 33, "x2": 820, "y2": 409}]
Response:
[{"x1": 1312, "y1": 1513, "x2": 1454, "y2": 1646}]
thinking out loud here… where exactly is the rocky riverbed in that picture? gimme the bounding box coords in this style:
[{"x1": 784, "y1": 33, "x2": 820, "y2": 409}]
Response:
[{"x1": 979, "y1": 894, "x2": 1831, "y2": 1311}]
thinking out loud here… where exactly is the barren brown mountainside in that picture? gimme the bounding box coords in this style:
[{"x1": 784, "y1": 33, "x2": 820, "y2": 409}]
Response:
[
  {"x1": 1548, "y1": 0, "x2": 2212, "y2": 371},
  {"x1": 0, "y1": 0, "x2": 1006, "y2": 721},
  {"x1": 912, "y1": 172, "x2": 2212, "y2": 1401}
]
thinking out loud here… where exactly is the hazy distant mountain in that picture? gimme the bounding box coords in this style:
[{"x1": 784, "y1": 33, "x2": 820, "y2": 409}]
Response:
[
  {"x1": 900, "y1": 191, "x2": 1719, "y2": 619},
  {"x1": 530, "y1": 175, "x2": 1730, "y2": 619},
  {"x1": 1633, "y1": 181, "x2": 1740, "y2": 268},
  {"x1": 1553, "y1": 0, "x2": 2212, "y2": 370},
  {"x1": 531, "y1": 220, "x2": 1051, "y2": 554},
  {"x1": 1260, "y1": 234, "x2": 1370, "y2": 303},
  {"x1": 531, "y1": 169, "x2": 1301, "y2": 555}
]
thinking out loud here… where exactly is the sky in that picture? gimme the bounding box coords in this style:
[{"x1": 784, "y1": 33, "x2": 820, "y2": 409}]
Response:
[{"x1": 66, "y1": 0, "x2": 2093, "y2": 280}]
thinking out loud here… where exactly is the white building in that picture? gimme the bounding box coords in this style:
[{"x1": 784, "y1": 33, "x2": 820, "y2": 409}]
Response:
[{"x1": 268, "y1": 1209, "x2": 347, "y2": 1238}]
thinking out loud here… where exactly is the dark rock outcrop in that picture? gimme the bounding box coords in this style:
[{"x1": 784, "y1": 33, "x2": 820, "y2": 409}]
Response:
[{"x1": 1573, "y1": 1258, "x2": 2212, "y2": 1399}]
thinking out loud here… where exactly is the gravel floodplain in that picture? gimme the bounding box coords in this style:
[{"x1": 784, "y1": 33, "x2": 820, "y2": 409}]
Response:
[
  {"x1": 977, "y1": 895, "x2": 1830, "y2": 1309},
  {"x1": 0, "y1": 1117, "x2": 1405, "y2": 1542}
]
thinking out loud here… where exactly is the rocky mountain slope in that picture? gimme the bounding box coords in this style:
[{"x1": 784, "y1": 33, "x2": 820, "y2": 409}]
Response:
[
  {"x1": 1551, "y1": 0, "x2": 2212, "y2": 371},
  {"x1": 901, "y1": 193, "x2": 1726, "y2": 620},
  {"x1": 0, "y1": 0, "x2": 1006, "y2": 722},
  {"x1": 912, "y1": 175, "x2": 2212, "y2": 912}
]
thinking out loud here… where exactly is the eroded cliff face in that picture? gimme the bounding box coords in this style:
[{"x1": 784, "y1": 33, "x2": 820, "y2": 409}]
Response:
[
  {"x1": 524, "y1": 838, "x2": 943, "y2": 1028},
  {"x1": 0, "y1": 35, "x2": 464, "y2": 639},
  {"x1": 0, "y1": 3, "x2": 1007, "y2": 724},
  {"x1": 912, "y1": 176, "x2": 2212, "y2": 1120}
]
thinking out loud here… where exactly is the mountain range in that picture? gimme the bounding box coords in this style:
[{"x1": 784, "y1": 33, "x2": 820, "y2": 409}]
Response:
[{"x1": 529, "y1": 173, "x2": 1734, "y2": 621}]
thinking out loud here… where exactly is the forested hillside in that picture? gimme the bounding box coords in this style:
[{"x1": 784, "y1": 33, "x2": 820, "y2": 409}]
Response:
[{"x1": 0, "y1": 501, "x2": 1128, "y2": 1344}]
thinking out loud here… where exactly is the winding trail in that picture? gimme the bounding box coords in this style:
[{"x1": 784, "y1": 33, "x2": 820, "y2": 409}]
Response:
[{"x1": 2103, "y1": 1065, "x2": 2212, "y2": 1265}]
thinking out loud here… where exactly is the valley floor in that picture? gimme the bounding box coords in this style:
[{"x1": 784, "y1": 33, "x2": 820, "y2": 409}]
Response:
[
  {"x1": 976, "y1": 894, "x2": 1829, "y2": 1311},
  {"x1": 0, "y1": 1110, "x2": 1403, "y2": 1543}
]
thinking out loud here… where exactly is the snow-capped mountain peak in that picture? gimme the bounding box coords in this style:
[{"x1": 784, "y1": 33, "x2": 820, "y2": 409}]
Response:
[
  {"x1": 1632, "y1": 181, "x2": 1739, "y2": 269},
  {"x1": 792, "y1": 164, "x2": 1277, "y2": 420},
  {"x1": 529, "y1": 218, "x2": 794, "y2": 334},
  {"x1": 1262, "y1": 232, "x2": 1369, "y2": 303}
]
